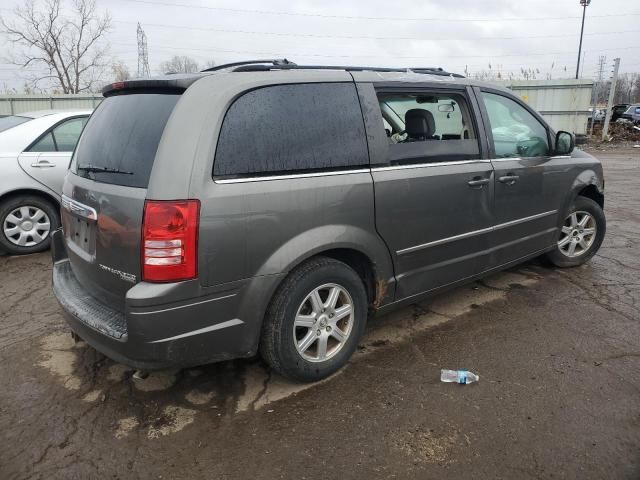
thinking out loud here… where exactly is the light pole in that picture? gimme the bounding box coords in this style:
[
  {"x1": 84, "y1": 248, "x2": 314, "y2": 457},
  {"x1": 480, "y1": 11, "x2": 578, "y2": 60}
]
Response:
[{"x1": 575, "y1": 0, "x2": 591, "y2": 79}]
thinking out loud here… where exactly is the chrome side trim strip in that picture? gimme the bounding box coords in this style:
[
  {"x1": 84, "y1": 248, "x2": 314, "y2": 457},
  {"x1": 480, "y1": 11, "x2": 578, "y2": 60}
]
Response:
[
  {"x1": 397, "y1": 226, "x2": 494, "y2": 255},
  {"x1": 372, "y1": 159, "x2": 491, "y2": 172},
  {"x1": 488, "y1": 157, "x2": 523, "y2": 163},
  {"x1": 396, "y1": 210, "x2": 558, "y2": 255},
  {"x1": 493, "y1": 210, "x2": 558, "y2": 230},
  {"x1": 61, "y1": 194, "x2": 97, "y2": 221},
  {"x1": 129, "y1": 293, "x2": 237, "y2": 315},
  {"x1": 148, "y1": 318, "x2": 244, "y2": 344},
  {"x1": 215, "y1": 168, "x2": 370, "y2": 184}
]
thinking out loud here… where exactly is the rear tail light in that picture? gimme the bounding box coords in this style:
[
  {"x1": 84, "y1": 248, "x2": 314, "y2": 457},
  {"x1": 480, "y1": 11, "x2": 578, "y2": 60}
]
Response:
[{"x1": 142, "y1": 200, "x2": 200, "y2": 282}]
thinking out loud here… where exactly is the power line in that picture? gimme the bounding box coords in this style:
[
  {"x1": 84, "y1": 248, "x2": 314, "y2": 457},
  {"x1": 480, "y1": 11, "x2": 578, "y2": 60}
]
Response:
[
  {"x1": 128, "y1": 0, "x2": 640, "y2": 23},
  {"x1": 110, "y1": 19, "x2": 640, "y2": 42},
  {"x1": 105, "y1": 42, "x2": 640, "y2": 60}
]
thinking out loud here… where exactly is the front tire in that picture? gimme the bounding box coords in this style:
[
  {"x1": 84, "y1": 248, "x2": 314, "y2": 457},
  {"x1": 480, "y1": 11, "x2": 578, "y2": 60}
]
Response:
[
  {"x1": 544, "y1": 196, "x2": 605, "y2": 268},
  {"x1": 260, "y1": 257, "x2": 368, "y2": 382},
  {"x1": 0, "y1": 195, "x2": 60, "y2": 255}
]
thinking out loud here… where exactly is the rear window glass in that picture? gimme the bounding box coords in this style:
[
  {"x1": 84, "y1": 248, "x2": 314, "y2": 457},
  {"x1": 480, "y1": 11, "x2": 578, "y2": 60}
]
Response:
[
  {"x1": 72, "y1": 93, "x2": 179, "y2": 188},
  {"x1": 0, "y1": 115, "x2": 31, "y2": 133},
  {"x1": 213, "y1": 83, "x2": 369, "y2": 178}
]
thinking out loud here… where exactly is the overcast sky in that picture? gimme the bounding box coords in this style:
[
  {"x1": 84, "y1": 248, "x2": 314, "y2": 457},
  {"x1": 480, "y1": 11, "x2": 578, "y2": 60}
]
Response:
[{"x1": 0, "y1": 0, "x2": 638, "y2": 90}]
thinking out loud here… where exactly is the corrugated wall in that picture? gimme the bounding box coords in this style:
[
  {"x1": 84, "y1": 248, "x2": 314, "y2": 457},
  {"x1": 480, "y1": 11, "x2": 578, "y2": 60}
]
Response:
[{"x1": 0, "y1": 95, "x2": 103, "y2": 115}]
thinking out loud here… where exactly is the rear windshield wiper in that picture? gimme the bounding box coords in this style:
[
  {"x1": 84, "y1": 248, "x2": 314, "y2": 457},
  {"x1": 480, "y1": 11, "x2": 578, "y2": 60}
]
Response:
[{"x1": 77, "y1": 165, "x2": 134, "y2": 175}]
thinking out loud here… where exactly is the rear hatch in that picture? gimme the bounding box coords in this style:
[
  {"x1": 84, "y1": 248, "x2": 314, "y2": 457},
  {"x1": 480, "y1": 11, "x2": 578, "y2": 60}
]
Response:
[{"x1": 62, "y1": 91, "x2": 181, "y2": 309}]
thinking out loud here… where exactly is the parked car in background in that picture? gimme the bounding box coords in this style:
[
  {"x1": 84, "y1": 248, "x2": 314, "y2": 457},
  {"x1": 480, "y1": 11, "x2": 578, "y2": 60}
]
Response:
[
  {"x1": 0, "y1": 110, "x2": 91, "y2": 254},
  {"x1": 620, "y1": 104, "x2": 640, "y2": 124},
  {"x1": 52, "y1": 61, "x2": 606, "y2": 382},
  {"x1": 611, "y1": 104, "x2": 630, "y2": 123}
]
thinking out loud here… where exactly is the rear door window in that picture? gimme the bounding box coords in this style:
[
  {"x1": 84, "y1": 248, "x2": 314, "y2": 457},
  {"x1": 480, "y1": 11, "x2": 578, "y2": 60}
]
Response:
[
  {"x1": 52, "y1": 117, "x2": 88, "y2": 151},
  {"x1": 376, "y1": 90, "x2": 480, "y2": 165},
  {"x1": 72, "y1": 93, "x2": 180, "y2": 188},
  {"x1": 27, "y1": 117, "x2": 88, "y2": 153},
  {"x1": 213, "y1": 83, "x2": 369, "y2": 178}
]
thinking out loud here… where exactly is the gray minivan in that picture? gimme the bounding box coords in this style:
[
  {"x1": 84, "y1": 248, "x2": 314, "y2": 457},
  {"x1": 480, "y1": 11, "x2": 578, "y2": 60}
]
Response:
[{"x1": 52, "y1": 60, "x2": 606, "y2": 382}]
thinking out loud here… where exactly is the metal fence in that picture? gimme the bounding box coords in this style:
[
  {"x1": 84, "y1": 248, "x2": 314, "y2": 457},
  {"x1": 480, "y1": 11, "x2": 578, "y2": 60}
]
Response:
[{"x1": 0, "y1": 94, "x2": 103, "y2": 115}]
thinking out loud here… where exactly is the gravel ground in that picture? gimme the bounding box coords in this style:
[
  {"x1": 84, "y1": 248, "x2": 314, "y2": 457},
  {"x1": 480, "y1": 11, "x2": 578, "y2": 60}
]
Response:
[{"x1": 0, "y1": 148, "x2": 638, "y2": 480}]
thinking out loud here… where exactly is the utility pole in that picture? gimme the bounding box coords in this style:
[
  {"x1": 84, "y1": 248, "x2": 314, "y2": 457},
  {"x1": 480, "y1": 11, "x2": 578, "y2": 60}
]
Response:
[
  {"x1": 575, "y1": 0, "x2": 591, "y2": 80},
  {"x1": 601, "y1": 57, "x2": 620, "y2": 141},
  {"x1": 590, "y1": 55, "x2": 606, "y2": 137}
]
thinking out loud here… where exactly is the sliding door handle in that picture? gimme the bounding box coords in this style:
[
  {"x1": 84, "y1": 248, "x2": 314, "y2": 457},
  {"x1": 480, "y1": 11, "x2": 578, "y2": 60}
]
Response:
[
  {"x1": 498, "y1": 175, "x2": 519, "y2": 185},
  {"x1": 467, "y1": 177, "x2": 491, "y2": 188}
]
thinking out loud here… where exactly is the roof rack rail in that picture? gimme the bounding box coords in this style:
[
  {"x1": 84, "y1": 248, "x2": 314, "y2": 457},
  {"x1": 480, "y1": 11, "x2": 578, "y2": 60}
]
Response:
[
  {"x1": 230, "y1": 63, "x2": 464, "y2": 78},
  {"x1": 201, "y1": 58, "x2": 296, "y2": 72}
]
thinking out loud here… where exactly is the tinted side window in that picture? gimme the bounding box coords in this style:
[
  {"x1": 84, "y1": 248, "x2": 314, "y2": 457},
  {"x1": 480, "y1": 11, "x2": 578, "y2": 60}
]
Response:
[
  {"x1": 481, "y1": 92, "x2": 549, "y2": 158},
  {"x1": 214, "y1": 83, "x2": 369, "y2": 177},
  {"x1": 28, "y1": 132, "x2": 57, "y2": 152},
  {"x1": 52, "y1": 117, "x2": 88, "y2": 152},
  {"x1": 376, "y1": 91, "x2": 480, "y2": 165}
]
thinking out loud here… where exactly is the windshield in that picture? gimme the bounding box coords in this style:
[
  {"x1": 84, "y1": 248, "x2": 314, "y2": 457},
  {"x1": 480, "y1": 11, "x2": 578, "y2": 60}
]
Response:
[
  {"x1": 71, "y1": 93, "x2": 180, "y2": 188},
  {"x1": 0, "y1": 115, "x2": 32, "y2": 133}
]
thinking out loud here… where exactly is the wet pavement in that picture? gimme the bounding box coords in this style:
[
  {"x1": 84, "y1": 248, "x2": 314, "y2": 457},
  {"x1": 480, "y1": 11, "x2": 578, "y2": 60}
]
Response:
[{"x1": 1, "y1": 149, "x2": 638, "y2": 479}]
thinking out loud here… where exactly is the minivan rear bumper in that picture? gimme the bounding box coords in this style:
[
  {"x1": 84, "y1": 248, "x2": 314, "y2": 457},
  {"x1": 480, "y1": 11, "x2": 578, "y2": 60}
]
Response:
[{"x1": 51, "y1": 229, "x2": 276, "y2": 370}]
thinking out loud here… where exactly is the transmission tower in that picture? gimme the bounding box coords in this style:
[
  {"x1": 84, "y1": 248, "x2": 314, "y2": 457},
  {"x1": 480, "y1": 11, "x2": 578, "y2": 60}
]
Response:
[{"x1": 137, "y1": 23, "x2": 150, "y2": 78}]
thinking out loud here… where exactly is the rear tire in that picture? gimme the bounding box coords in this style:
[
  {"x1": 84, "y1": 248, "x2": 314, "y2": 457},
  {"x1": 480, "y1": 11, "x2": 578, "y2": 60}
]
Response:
[
  {"x1": 260, "y1": 257, "x2": 368, "y2": 382},
  {"x1": 0, "y1": 194, "x2": 60, "y2": 255},
  {"x1": 544, "y1": 196, "x2": 605, "y2": 268}
]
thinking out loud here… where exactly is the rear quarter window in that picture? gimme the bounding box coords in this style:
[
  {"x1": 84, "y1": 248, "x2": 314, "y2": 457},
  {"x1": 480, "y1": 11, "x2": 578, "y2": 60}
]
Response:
[
  {"x1": 213, "y1": 83, "x2": 369, "y2": 178},
  {"x1": 72, "y1": 93, "x2": 179, "y2": 188}
]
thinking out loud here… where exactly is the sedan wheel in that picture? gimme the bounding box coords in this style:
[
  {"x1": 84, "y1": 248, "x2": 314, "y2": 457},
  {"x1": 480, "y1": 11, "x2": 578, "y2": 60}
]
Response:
[{"x1": 3, "y1": 205, "x2": 51, "y2": 247}]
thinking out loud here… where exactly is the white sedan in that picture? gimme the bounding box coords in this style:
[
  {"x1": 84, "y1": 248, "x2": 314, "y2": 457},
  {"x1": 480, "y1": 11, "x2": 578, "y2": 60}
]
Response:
[{"x1": 0, "y1": 110, "x2": 92, "y2": 254}]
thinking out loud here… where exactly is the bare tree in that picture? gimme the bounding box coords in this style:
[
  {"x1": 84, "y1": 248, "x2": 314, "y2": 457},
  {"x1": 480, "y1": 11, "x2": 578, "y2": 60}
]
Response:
[
  {"x1": 111, "y1": 60, "x2": 131, "y2": 82},
  {"x1": 159, "y1": 55, "x2": 199, "y2": 74},
  {"x1": 0, "y1": 0, "x2": 112, "y2": 93},
  {"x1": 614, "y1": 72, "x2": 640, "y2": 104}
]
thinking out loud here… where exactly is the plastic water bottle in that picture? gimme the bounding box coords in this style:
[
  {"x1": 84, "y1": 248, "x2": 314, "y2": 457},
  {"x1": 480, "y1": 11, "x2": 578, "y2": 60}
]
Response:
[{"x1": 440, "y1": 369, "x2": 479, "y2": 385}]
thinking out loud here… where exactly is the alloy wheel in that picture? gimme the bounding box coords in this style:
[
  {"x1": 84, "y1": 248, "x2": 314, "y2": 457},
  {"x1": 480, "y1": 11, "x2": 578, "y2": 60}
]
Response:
[
  {"x1": 557, "y1": 210, "x2": 596, "y2": 258},
  {"x1": 293, "y1": 283, "x2": 354, "y2": 362}
]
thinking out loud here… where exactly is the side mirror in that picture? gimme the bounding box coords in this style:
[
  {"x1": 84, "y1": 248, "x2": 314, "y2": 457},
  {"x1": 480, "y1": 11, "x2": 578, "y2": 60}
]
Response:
[{"x1": 555, "y1": 131, "x2": 574, "y2": 155}]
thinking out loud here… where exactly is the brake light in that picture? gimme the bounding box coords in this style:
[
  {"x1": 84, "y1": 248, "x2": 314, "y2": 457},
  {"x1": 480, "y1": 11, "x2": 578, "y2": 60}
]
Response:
[{"x1": 142, "y1": 200, "x2": 200, "y2": 282}]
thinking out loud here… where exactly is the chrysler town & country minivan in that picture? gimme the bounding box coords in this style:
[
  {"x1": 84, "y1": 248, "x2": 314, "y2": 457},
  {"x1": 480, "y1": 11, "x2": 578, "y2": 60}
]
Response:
[{"x1": 51, "y1": 60, "x2": 605, "y2": 382}]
